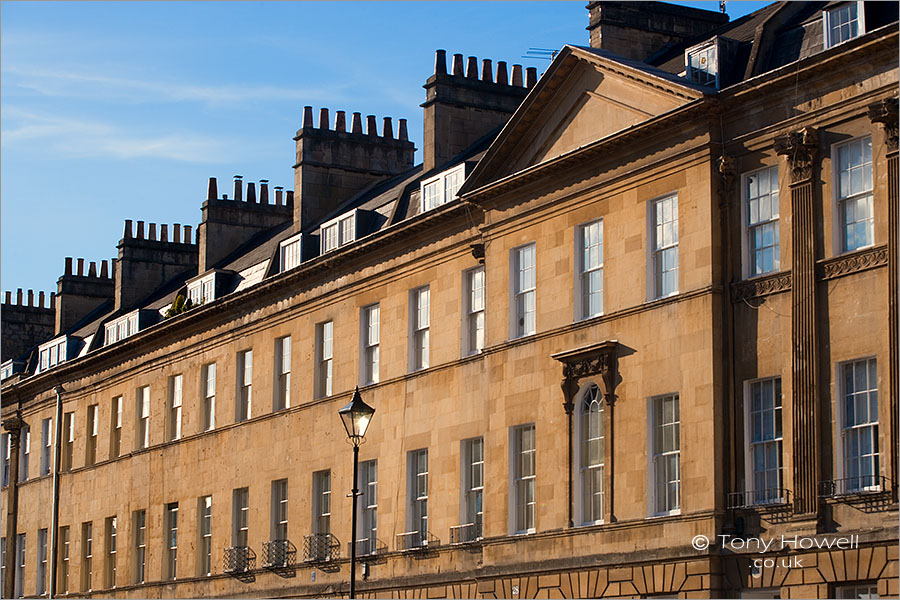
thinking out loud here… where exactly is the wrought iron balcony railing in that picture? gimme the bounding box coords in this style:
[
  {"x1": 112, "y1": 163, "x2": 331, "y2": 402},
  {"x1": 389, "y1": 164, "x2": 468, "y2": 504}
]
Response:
[
  {"x1": 396, "y1": 530, "x2": 440, "y2": 551},
  {"x1": 727, "y1": 488, "x2": 792, "y2": 509},
  {"x1": 819, "y1": 475, "x2": 891, "y2": 498},
  {"x1": 449, "y1": 522, "x2": 483, "y2": 544},
  {"x1": 303, "y1": 533, "x2": 340, "y2": 563},
  {"x1": 223, "y1": 546, "x2": 255, "y2": 574},
  {"x1": 261, "y1": 539, "x2": 297, "y2": 569},
  {"x1": 349, "y1": 537, "x2": 387, "y2": 557}
]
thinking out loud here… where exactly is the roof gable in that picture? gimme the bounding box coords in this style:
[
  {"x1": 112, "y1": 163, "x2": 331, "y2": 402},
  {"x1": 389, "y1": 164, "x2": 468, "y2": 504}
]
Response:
[{"x1": 461, "y1": 45, "x2": 707, "y2": 195}]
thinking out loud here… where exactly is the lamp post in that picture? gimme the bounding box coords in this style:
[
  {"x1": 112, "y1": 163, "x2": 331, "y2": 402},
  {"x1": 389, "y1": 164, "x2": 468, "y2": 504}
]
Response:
[{"x1": 338, "y1": 387, "x2": 375, "y2": 599}]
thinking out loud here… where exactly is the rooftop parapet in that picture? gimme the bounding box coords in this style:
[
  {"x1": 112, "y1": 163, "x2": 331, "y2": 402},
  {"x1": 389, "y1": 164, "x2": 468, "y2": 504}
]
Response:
[
  {"x1": 1, "y1": 289, "x2": 57, "y2": 362},
  {"x1": 422, "y1": 50, "x2": 533, "y2": 172},
  {"x1": 53, "y1": 257, "x2": 115, "y2": 335}
]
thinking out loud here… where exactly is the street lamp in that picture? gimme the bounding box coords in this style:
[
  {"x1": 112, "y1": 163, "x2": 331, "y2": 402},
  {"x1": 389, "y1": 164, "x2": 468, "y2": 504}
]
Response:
[{"x1": 339, "y1": 387, "x2": 375, "y2": 599}]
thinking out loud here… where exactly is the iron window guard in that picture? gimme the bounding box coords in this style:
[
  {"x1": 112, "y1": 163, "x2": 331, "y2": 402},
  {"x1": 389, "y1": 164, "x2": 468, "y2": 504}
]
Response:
[
  {"x1": 819, "y1": 475, "x2": 892, "y2": 498},
  {"x1": 303, "y1": 533, "x2": 341, "y2": 563},
  {"x1": 348, "y1": 537, "x2": 387, "y2": 558},
  {"x1": 396, "y1": 530, "x2": 440, "y2": 552},
  {"x1": 727, "y1": 488, "x2": 792, "y2": 509},
  {"x1": 261, "y1": 539, "x2": 297, "y2": 569},
  {"x1": 449, "y1": 522, "x2": 483, "y2": 544},
  {"x1": 223, "y1": 546, "x2": 256, "y2": 574}
]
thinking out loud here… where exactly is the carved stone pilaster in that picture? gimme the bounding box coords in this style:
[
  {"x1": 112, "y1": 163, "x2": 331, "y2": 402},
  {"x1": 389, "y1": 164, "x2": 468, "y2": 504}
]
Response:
[
  {"x1": 717, "y1": 154, "x2": 736, "y2": 208},
  {"x1": 868, "y1": 97, "x2": 899, "y2": 153},
  {"x1": 774, "y1": 127, "x2": 819, "y2": 183},
  {"x1": 3, "y1": 415, "x2": 22, "y2": 600},
  {"x1": 776, "y1": 127, "x2": 821, "y2": 518}
]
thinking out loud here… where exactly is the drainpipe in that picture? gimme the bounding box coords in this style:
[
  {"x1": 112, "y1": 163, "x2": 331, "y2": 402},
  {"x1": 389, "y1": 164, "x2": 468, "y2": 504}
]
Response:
[{"x1": 48, "y1": 385, "x2": 64, "y2": 599}]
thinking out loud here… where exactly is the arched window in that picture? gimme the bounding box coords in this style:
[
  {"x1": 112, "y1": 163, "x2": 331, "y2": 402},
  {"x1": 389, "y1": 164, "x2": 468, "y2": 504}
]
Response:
[{"x1": 580, "y1": 384, "x2": 604, "y2": 524}]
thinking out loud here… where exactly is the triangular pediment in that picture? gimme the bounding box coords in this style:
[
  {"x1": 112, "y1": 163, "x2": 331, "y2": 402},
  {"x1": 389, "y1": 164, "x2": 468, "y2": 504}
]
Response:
[{"x1": 462, "y1": 45, "x2": 709, "y2": 194}]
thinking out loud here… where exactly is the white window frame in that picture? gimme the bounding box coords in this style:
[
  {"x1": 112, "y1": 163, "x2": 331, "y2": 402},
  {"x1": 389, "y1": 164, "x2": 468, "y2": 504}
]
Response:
[
  {"x1": 104, "y1": 313, "x2": 139, "y2": 346},
  {"x1": 165, "y1": 503, "x2": 178, "y2": 581},
  {"x1": 110, "y1": 396, "x2": 122, "y2": 458},
  {"x1": 409, "y1": 286, "x2": 430, "y2": 371},
  {"x1": 168, "y1": 375, "x2": 183, "y2": 441},
  {"x1": 320, "y1": 211, "x2": 357, "y2": 253},
  {"x1": 136, "y1": 387, "x2": 150, "y2": 450},
  {"x1": 648, "y1": 393, "x2": 681, "y2": 516},
  {"x1": 509, "y1": 424, "x2": 536, "y2": 534},
  {"x1": 510, "y1": 243, "x2": 536, "y2": 338},
  {"x1": 274, "y1": 336, "x2": 291, "y2": 411},
  {"x1": 37, "y1": 528, "x2": 48, "y2": 595},
  {"x1": 81, "y1": 522, "x2": 92, "y2": 592},
  {"x1": 823, "y1": 1, "x2": 865, "y2": 49},
  {"x1": 833, "y1": 136, "x2": 874, "y2": 254},
  {"x1": 420, "y1": 164, "x2": 465, "y2": 212},
  {"x1": 360, "y1": 304, "x2": 380, "y2": 385},
  {"x1": 313, "y1": 470, "x2": 332, "y2": 536},
  {"x1": 685, "y1": 40, "x2": 718, "y2": 87},
  {"x1": 60, "y1": 527, "x2": 71, "y2": 593},
  {"x1": 279, "y1": 233, "x2": 303, "y2": 272},
  {"x1": 187, "y1": 273, "x2": 216, "y2": 306},
  {"x1": 460, "y1": 437, "x2": 484, "y2": 540},
  {"x1": 236, "y1": 349, "x2": 253, "y2": 422},
  {"x1": 835, "y1": 583, "x2": 879, "y2": 599},
  {"x1": 648, "y1": 194, "x2": 679, "y2": 300},
  {"x1": 406, "y1": 449, "x2": 429, "y2": 547},
  {"x1": 16, "y1": 533, "x2": 26, "y2": 597},
  {"x1": 576, "y1": 220, "x2": 604, "y2": 320},
  {"x1": 834, "y1": 357, "x2": 880, "y2": 493},
  {"x1": 1, "y1": 433, "x2": 8, "y2": 487},
  {"x1": 202, "y1": 363, "x2": 216, "y2": 431},
  {"x1": 198, "y1": 496, "x2": 212, "y2": 577},
  {"x1": 38, "y1": 337, "x2": 67, "y2": 373},
  {"x1": 41, "y1": 417, "x2": 52, "y2": 476},
  {"x1": 743, "y1": 377, "x2": 784, "y2": 504},
  {"x1": 271, "y1": 479, "x2": 289, "y2": 541},
  {"x1": 62, "y1": 412, "x2": 75, "y2": 471},
  {"x1": 18, "y1": 425, "x2": 29, "y2": 483},
  {"x1": 233, "y1": 487, "x2": 250, "y2": 547},
  {"x1": 742, "y1": 166, "x2": 781, "y2": 278},
  {"x1": 359, "y1": 460, "x2": 378, "y2": 555},
  {"x1": 133, "y1": 511, "x2": 146, "y2": 584},
  {"x1": 316, "y1": 321, "x2": 334, "y2": 398},
  {"x1": 576, "y1": 383, "x2": 605, "y2": 525},
  {"x1": 85, "y1": 406, "x2": 97, "y2": 466},
  {"x1": 463, "y1": 267, "x2": 485, "y2": 355},
  {"x1": 105, "y1": 516, "x2": 117, "y2": 589}
]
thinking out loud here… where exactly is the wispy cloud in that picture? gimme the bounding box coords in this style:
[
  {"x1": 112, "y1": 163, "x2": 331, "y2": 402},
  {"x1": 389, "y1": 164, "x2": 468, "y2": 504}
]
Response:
[
  {"x1": 2, "y1": 107, "x2": 234, "y2": 164},
  {"x1": 2, "y1": 65, "x2": 349, "y2": 107}
]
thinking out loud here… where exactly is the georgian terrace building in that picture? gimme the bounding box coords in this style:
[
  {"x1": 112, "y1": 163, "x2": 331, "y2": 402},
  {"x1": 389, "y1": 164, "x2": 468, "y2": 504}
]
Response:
[{"x1": 2, "y1": 2, "x2": 898, "y2": 598}]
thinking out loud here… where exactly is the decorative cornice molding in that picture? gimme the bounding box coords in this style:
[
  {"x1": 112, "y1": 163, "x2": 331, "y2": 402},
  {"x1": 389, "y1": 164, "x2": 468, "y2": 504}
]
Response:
[
  {"x1": 819, "y1": 245, "x2": 888, "y2": 280},
  {"x1": 731, "y1": 272, "x2": 792, "y2": 302},
  {"x1": 868, "y1": 97, "x2": 899, "y2": 153},
  {"x1": 552, "y1": 341, "x2": 620, "y2": 406},
  {"x1": 774, "y1": 127, "x2": 819, "y2": 183}
]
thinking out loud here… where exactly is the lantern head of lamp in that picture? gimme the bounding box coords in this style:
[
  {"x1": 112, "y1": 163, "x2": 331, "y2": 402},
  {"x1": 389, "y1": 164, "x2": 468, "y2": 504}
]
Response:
[{"x1": 339, "y1": 387, "x2": 375, "y2": 446}]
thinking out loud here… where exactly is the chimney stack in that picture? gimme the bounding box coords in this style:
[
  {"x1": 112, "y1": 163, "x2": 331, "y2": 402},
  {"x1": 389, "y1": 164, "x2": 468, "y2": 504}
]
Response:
[
  {"x1": 54, "y1": 255, "x2": 114, "y2": 335},
  {"x1": 260, "y1": 180, "x2": 269, "y2": 205},
  {"x1": 335, "y1": 111, "x2": 347, "y2": 133},
  {"x1": 207, "y1": 177, "x2": 217, "y2": 201}
]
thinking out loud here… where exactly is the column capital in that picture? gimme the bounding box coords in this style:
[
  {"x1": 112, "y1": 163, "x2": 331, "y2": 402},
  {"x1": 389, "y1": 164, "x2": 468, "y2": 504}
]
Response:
[
  {"x1": 716, "y1": 154, "x2": 737, "y2": 208},
  {"x1": 774, "y1": 127, "x2": 819, "y2": 183},
  {"x1": 868, "y1": 97, "x2": 899, "y2": 153},
  {"x1": 2, "y1": 415, "x2": 23, "y2": 437}
]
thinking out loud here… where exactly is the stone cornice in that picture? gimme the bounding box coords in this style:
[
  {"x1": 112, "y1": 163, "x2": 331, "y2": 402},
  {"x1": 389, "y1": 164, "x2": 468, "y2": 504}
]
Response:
[
  {"x1": 731, "y1": 271, "x2": 792, "y2": 302},
  {"x1": 818, "y1": 245, "x2": 888, "y2": 281}
]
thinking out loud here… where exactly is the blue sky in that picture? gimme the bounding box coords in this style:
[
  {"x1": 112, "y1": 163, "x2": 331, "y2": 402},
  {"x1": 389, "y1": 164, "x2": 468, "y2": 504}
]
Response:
[{"x1": 1, "y1": 1, "x2": 771, "y2": 300}]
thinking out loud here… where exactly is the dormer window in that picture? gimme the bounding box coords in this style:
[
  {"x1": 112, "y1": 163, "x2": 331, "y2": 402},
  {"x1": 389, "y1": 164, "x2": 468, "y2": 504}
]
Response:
[
  {"x1": 279, "y1": 233, "x2": 303, "y2": 272},
  {"x1": 105, "y1": 312, "x2": 139, "y2": 346},
  {"x1": 824, "y1": 2, "x2": 864, "y2": 49},
  {"x1": 321, "y1": 211, "x2": 357, "y2": 254},
  {"x1": 188, "y1": 273, "x2": 216, "y2": 306},
  {"x1": 0, "y1": 361, "x2": 14, "y2": 381},
  {"x1": 685, "y1": 41, "x2": 717, "y2": 87},
  {"x1": 421, "y1": 164, "x2": 465, "y2": 212},
  {"x1": 38, "y1": 337, "x2": 69, "y2": 372}
]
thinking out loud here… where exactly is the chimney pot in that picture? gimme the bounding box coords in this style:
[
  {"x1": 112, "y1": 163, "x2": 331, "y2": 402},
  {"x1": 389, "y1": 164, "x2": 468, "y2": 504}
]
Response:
[
  {"x1": 50, "y1": 292, "x2": 56, "y2": 308},
  {"x1": 233, "y1": 175, "x2": 243, "y2": 202},
  {"x1": 160, "y1": 224, "x2": 168, "y2": 242},
  {"x1": 4, "y1": 291, "x2": 10, "y2": 304},
  {"x1": 526, "y1": 67, "x2": 538, "y2": 88},
  {"x1": 319, "y1": 107, "x2": 330, "y2": 130},
  {"x1": 207, "y1": 177, "x2": 217, "y2": 201},
  {"x1": 39, "y1": 291, "x2": 45, "y2": 308},
  {"x1": 27, "y1": 289, "x2": 34, "y2": 307},
  {"x1": 77, "y1": 258, "x2": 85, "y2": 276},
  {"x1": 16, "y1": 289, "x2": 23, "y2": 305},
  {"x1": 260, "y1": 180, "x2": 269, "y2": 205},
  {"x1": 366, "y1": 115, "x2": 377, "y2": 136},
  {"x1": 124, "y1": 219, "x2": 133, "y2": 239},
  {"x1": 137, "y1": 220, "x2": 145, "y2": 239},
  {"x1": 481, "y1": 59, "x2": 493, "y2": 83},
  {"x1": 246, "y1": 182, "x2": 257, "y2": 204},
  {"x1": 466, "y1": 56, "x2": 478, "y2": 78},
  {"x1": 383, "y1": 117, "x2": 393, "y2": 139},
  {"x1": 65, "y1": 257, "x2": 73, "y2": 276},
  {"x1": 512, "y1": 64, "x2": 524, "y2": 86},
  {"x1": 497, "y1": 61, "x2": 509, "y2": 85},
  {"x1": 351, "y1": 112, "x2": 363, "y2": 134},
  {"x1": 434, "y1": 49, "x2": 447, "y2": 75},
  {"x1": 149, "y1": 223, "x2": 157, "y2": 241},
  {"x1": 335, "y1": 110, "x2": 346, "y2": 133},
  {"x1": 399, "y1": 118, "x2": 409, "y2": 141},
  {"x1": 100, "y1": 260, "x2": 109, "y2": 278},
  {"x1": 173, "y1": 224, "x2": 182, "y2": 243},
  {"x1": 286, "y1": 191, "x2": 294, "y2": 206},
  {"x1": 303, "y1": 105, "x2": 314, "y2": 129},
  {"x1": 452, "y1": 53, "x2": 464, "y2": 76},
  {"x1": 88, "y1": 261, "x2": 97, "y2": 277},
  {"x1": 274, "y1": 186, "x2": 284, "y2": 206},
  {"x1": 183, "y1": 225, "x2": 193, "y2": 244}
]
